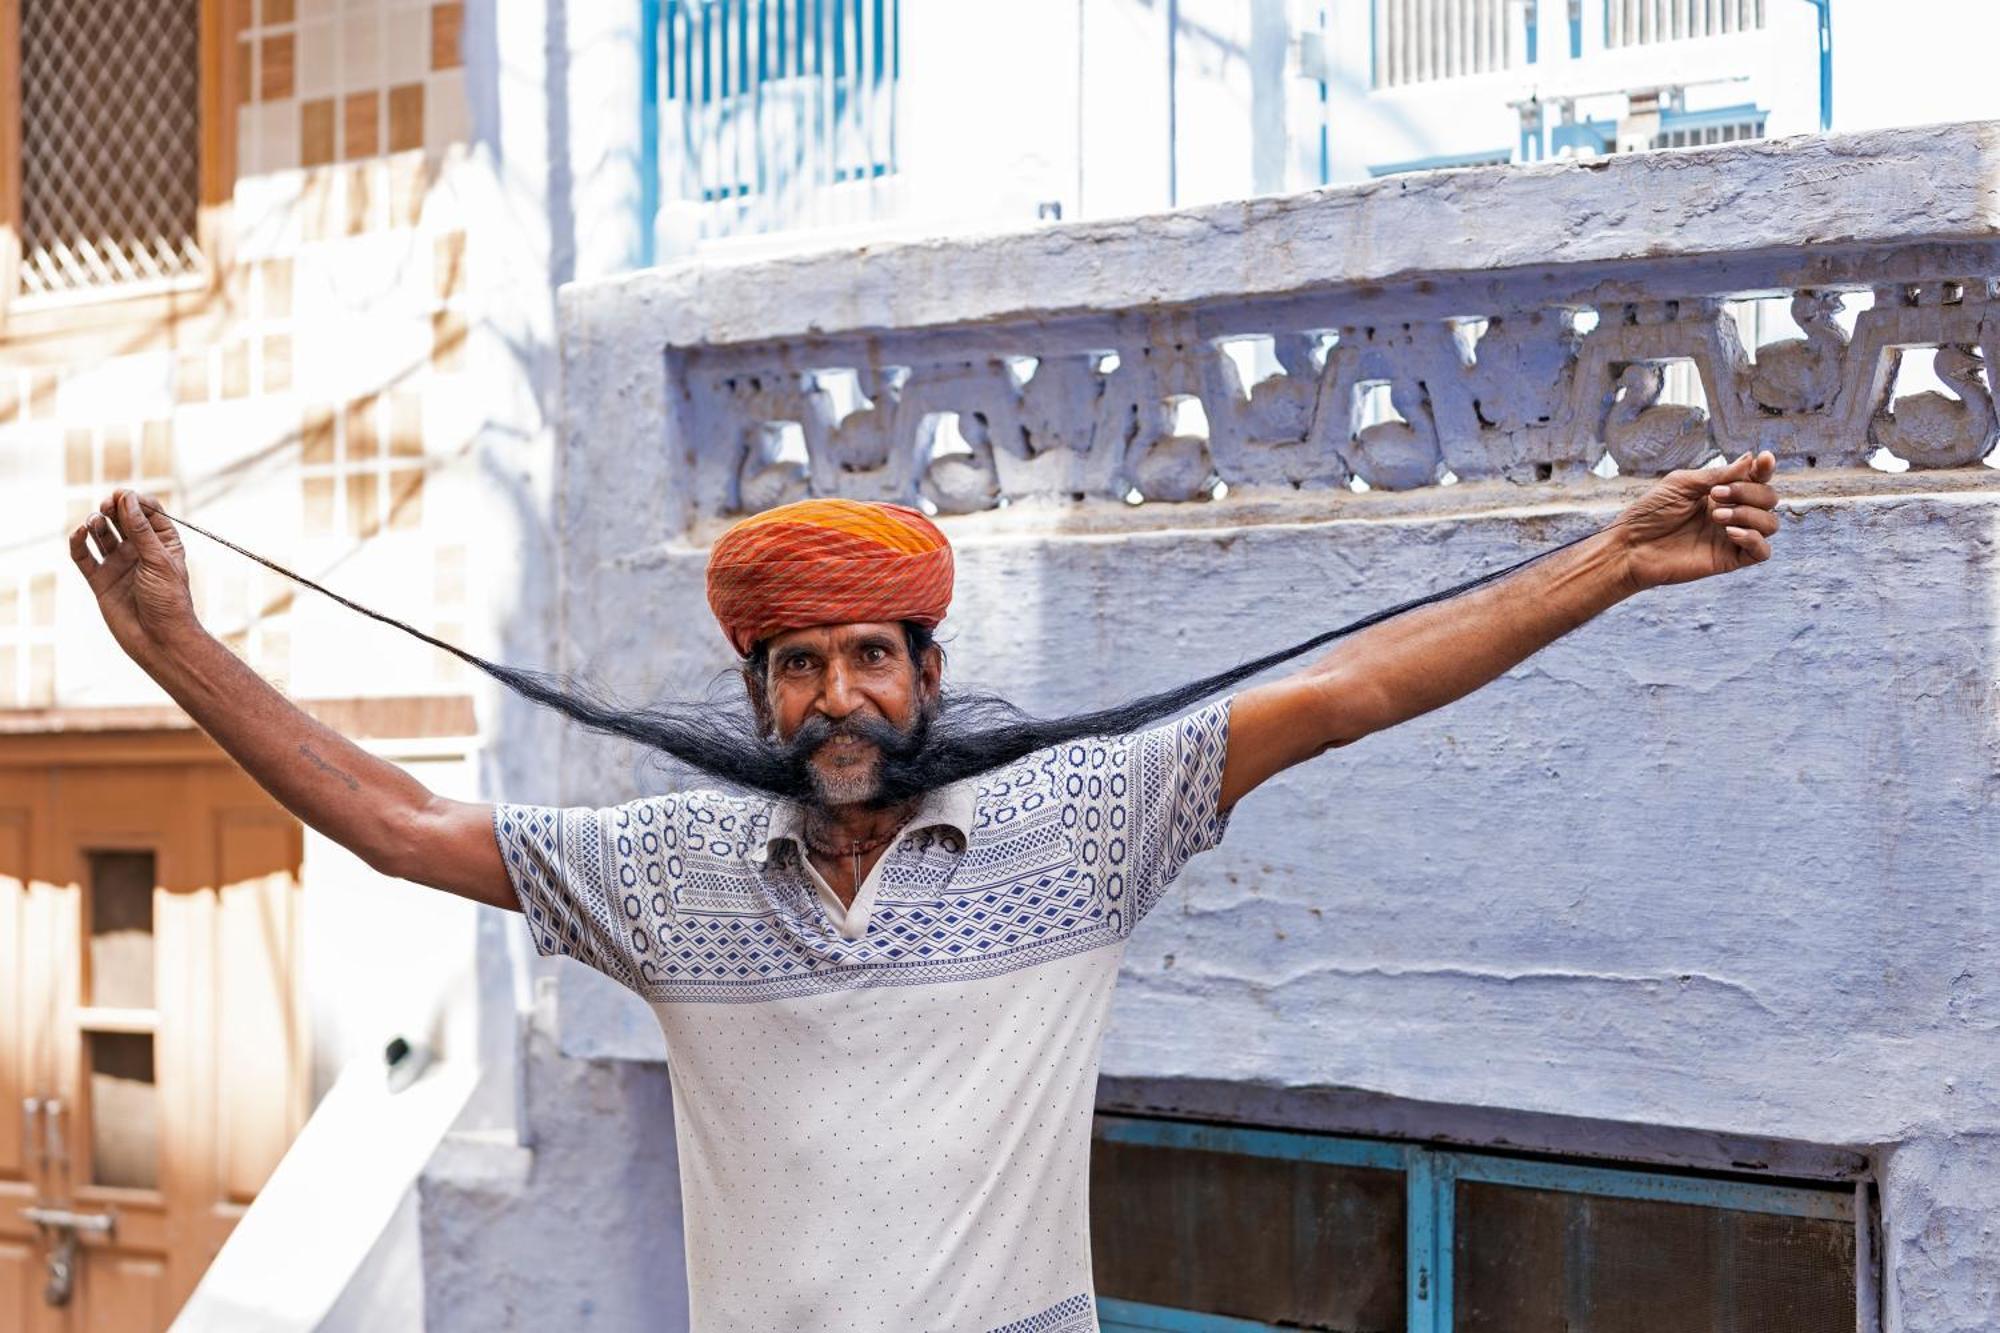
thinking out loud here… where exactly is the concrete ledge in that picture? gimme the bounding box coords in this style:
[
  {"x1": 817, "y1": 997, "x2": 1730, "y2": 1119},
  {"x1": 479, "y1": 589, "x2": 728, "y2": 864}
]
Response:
[
  {"x1": 1096, "y1": 1076, "x2": 1874, "y2": 1183},
  {"x1": 563, "y1": 121, "x2": 2000, "y2": 348}
]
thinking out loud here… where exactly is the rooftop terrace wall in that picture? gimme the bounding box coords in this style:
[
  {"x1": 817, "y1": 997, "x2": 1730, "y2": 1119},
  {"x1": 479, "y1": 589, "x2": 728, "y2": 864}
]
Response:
[{"x1": 551, "y1": 122, "x2": 2000, "y2": 1331}]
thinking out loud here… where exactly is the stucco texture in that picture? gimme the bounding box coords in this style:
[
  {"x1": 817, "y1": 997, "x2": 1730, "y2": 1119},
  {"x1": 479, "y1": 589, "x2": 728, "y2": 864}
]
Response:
[
  {"x1": 539, "y1": 122, "x2": 2000, "y2": 1330},
  {"x1": 543, "y1": 482, "x2": 1997, "y2": 1328}
]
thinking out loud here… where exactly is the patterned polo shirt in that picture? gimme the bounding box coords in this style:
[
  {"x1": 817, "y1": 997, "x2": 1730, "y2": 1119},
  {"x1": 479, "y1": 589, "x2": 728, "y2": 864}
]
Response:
[{"x1": 495, "y1": 699, "x2": 1232, "y2": 1332}]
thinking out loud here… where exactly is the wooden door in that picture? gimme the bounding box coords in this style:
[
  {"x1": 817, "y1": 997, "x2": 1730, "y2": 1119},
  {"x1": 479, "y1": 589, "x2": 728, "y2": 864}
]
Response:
[
  {"x1": 0, "y1": 750, "x2": 305, "y2": 1331},
  {"x1": 0, "y1": 768, "x2": 63, "y2": 1332}
]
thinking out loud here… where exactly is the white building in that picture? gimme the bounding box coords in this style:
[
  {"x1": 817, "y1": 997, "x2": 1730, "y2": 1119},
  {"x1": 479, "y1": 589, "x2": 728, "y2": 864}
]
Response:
[{"x1": 637, "y1": 0, "x2": 2000, "y2": 260}]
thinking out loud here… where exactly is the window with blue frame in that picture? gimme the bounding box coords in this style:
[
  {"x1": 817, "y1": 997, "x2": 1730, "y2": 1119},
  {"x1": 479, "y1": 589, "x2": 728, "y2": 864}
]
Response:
[
  {"x1": 1090, "y1": 1115, "x2": 1860, "y2": 1332},
  {"x1": 1651, "y1": 102, "x2": 1767, "y2": 149},
  {"x1": 647, "y1": 0, "x2": 899, "y2": 247}
]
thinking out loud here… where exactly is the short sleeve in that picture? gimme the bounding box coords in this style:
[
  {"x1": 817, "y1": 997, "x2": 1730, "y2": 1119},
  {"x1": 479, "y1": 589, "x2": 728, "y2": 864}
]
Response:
[
  {"x1": 1062, "y1": 697, "x2": 1232, "y2": 933},
  {"x1": 494, "y1": 796, "x2": 683, "y2": 997}
]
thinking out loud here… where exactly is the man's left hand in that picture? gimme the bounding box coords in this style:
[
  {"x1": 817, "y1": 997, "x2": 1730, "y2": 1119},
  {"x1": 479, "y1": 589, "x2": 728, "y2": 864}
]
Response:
[{"x1": 1616, "y1": 450, "x2": 1781, "y2": 591}]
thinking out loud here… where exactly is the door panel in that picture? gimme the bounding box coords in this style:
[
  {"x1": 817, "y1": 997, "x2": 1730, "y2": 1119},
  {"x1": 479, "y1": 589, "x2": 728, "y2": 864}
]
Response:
[
  {"x1": 0, "y1": 757, "x2": 304, "y2": 1330},
  {"x1": 0, "y1": 809, "x2": 35, "y2": 1196},
  {"x1": 0, "y1": 787, "x2": 58, "y2": 1332},
  {"x1": 1, "y1": 1235, "x2": 55, "y2": 1332},
  {"x1": 83, "y1": 1030, "x2": 161, "y2": 1191},
  {"x1": 213, "y1": 812, "x2": 303, "y2": 1206},
  {"x1": 77, "y1": 1249, "x2": 168, "y2": 1332}
]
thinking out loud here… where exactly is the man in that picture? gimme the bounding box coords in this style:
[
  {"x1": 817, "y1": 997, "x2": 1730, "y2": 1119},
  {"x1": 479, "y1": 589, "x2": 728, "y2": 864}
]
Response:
[{"x1": 73, "y1": 452, "x2": 1780, "y2": 1331}]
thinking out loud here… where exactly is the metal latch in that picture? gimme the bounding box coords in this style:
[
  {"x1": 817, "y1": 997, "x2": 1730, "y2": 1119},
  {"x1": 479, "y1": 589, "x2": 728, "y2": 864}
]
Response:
[
  {"x1": 22, "y1": 1207, "x2": 116, "y2": 1234},
  {"x1": 22, "y1": 1206, "x2": 114, "y2": 1307}
]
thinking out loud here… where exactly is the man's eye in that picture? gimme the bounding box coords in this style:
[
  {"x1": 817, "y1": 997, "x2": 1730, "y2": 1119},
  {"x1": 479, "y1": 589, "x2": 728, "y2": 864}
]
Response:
[
  {"x1": 861, "y1": 645, "x2": 887, "y2": 663},
  {"x1": 782, "y1": 655, "x2": 812, "y2": 673}
]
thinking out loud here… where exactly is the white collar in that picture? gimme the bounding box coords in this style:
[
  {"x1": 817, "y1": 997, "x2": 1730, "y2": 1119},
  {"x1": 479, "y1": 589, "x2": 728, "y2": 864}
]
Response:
[{"x1": 750, "y1": 780, "x2": 977, "y2": 865}]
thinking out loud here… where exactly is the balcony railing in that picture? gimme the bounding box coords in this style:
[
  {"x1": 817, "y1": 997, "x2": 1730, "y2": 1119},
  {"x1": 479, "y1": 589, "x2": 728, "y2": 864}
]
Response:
[
  {"x1": 1605, "y1": 0, "x2": 1765, "y2": 48},
  {"x1": 648, "y1": 0, "x2": 900, "y2": 252},
  {"x1": 1372, "y1": 0, "x2": 1523, "y2": 89},
  {"x1": 566, "y1": 122, "x2": 2000, "y2": 546}
]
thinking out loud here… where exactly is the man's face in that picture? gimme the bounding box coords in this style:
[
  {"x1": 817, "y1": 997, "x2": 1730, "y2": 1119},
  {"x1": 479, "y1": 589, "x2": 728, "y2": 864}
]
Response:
[{"x1": 755, "y1": 621, "x2": 940, "y2": 808}]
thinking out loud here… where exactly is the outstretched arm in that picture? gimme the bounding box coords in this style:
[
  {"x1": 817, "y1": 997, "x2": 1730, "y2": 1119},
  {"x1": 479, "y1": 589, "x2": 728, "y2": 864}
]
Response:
[
  {"x1": 1219, "y1": 451, "x2": 1782, "y2": 809},
  {"x1": 70, "y1": 490, "x2": 516, "y2": 910}
]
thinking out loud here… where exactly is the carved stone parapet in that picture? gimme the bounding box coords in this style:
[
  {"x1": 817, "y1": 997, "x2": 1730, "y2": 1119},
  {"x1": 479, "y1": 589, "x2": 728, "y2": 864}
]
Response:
[
  {"x1": 600, "y1": 127, "x2": 2000, "y2": 524},
  {"x1": 681, "y1": 272, "x2": 2000, "y2": 519}
]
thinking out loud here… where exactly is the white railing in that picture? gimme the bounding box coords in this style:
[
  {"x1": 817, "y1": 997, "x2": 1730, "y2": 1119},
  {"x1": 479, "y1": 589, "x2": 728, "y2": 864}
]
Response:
[
  {"x1": 1374, "y1": 0, "x2": 1519, "y2": 87},
  {"x1": 1605, "y1": 0, "x2": 1765, "y2": 49}
]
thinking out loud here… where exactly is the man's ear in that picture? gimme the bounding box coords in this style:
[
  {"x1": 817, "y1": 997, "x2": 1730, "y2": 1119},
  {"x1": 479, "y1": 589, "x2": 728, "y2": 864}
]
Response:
[
  {"x1": 742, "y1": 667, "x2": 775, "y2": 735},
  {"x1": 916, "y1": 642, "x2": 943, "y2": 706}
]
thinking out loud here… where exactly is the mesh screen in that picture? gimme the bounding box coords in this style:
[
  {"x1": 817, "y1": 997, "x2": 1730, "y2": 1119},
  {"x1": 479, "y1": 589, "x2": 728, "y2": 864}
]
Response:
[
  {"x1": 1454, "y1": 1180, "x2": 1855, "y2": 1333},
  {"x1": 1090, "y1": 1137, "x2": 1405, "y2": 1332},
  {"x1": 18, "y1": 0, "x2": 204, "y2": 297}
]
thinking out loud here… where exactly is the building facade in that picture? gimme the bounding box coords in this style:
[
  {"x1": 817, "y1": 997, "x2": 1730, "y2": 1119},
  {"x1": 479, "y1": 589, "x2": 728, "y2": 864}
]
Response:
[
  {"x1": 0, "y1": 0, "x2": 554, "y2": 1325},
  {"x1": 1, "y1": 2, "x2": 1997, "y2": 1330}
]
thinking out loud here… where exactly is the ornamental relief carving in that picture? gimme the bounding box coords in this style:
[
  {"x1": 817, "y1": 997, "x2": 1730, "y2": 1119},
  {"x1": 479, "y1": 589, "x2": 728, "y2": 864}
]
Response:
[{"x1": 684, "y1": 279, "x2": 2000, "y2": 518}]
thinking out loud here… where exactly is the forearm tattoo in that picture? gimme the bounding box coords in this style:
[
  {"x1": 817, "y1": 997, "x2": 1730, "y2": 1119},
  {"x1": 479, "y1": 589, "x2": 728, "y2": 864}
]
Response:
[{"x1": 299, "y1": 742, "x2": 360, "y2": 792}]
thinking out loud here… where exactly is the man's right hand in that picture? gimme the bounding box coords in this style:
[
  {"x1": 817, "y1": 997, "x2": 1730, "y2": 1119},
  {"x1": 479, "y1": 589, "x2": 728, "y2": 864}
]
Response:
[
  {"x1": 70, "y1": 489, "x2": 200, "y2": 660},
  {"x1": 63, "y1": 487, "x2": 517, "y2": 910}
]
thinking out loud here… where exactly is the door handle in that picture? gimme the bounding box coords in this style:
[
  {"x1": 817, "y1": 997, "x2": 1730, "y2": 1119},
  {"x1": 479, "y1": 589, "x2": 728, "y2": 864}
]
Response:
[
  {"x1": 21, "y1": 1098, "x2": 41, "y2": 1172},
  {"x1": 42, "y1": 1099, "x2": 64, "y2": 1179}
]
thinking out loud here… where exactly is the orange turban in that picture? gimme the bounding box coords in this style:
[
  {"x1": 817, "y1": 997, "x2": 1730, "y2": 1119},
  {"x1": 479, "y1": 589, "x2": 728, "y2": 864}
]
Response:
[{"x1": 705, "y1": 499, "x2": 955, "y2": 656}]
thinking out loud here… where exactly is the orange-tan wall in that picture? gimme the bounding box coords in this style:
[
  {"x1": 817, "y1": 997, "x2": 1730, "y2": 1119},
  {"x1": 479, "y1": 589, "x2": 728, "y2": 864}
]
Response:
[{"x1": 0, "y1": 0, "x2": 494, "y2": 725}]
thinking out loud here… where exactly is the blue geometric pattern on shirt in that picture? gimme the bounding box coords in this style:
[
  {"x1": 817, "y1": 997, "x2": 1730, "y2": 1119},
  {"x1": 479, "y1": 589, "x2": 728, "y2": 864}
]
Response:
[
  {"x1": 987, "y1": 1292, "x2": 1096, "y2": 1333},
  {"x1": 1131, "y1": 693, "x2": 1231, "y2": 923},
  {"x1": 495, "y1": 802, "x2": 642, "y2": 994},
  {"x1": 495, "y1": 700, "x2": 1232, "y2": 1005}
]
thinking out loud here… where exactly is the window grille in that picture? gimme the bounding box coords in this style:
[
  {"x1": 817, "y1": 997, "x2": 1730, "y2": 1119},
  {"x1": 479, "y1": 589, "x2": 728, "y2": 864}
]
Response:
[
  {"x1": 1652, "y1": 107, "x2": 1768, "y2": 149},
  {"x1": 1373, "y1": 0, "x2": 1519, "y2": 89},
  {"x1": 1091, "y1": 1115, "x2": 1859, "y2": 1332},
  {"x1": 1605, "y1": 0, "x2": 1765, "y2": 49},
  {"x1": 655, "y1": 0, "x2": 899, "y2": 242},
  {"x1": 16, "y1": 0, "x2": 204, "y2": 299}
]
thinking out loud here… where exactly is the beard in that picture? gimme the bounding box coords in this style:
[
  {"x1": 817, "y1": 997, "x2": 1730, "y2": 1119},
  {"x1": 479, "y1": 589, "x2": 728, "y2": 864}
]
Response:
[{"x1": 787, "y1": 709, "x2": 923, "y2": 808}]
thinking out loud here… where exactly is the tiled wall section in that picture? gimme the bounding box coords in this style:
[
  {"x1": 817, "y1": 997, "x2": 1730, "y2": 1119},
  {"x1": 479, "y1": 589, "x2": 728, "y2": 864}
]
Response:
[
  {"x1": 0, "y1": 0, "x2": 479, "y2": 712},
  {"x1": 0, "y1": 572, "x2": 57, "y2": 708},
  {"x1": 237, "y1": 0, "x2": 468, "y2": 175}
]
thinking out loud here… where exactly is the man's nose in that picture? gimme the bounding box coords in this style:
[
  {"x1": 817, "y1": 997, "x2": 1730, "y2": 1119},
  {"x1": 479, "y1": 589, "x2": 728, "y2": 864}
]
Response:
[{"x1": 818, "y1": 659, "x2": 861, "y2": 717}]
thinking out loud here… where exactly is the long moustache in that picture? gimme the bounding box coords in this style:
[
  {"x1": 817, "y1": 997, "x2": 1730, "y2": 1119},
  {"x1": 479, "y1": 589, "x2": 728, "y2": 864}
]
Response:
[{"x1": 143, "y1": 500, "x2": 1623, "y2": 804}]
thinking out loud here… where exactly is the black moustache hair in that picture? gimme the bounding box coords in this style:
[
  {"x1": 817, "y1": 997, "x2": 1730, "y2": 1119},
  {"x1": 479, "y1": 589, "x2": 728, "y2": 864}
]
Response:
[{"x1": 146, "y1": 501, "x2": 1619, "y2": 808}]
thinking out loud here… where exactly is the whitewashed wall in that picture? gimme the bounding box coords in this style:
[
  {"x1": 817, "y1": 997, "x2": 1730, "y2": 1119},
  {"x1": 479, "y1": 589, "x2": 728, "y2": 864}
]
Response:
[
  {"x1": 540, "y1": 124, "x2": 2000, "y2": 1330},
  {"x1": 1322, "y1": 0, "x2": 1825, "y2": 180}
]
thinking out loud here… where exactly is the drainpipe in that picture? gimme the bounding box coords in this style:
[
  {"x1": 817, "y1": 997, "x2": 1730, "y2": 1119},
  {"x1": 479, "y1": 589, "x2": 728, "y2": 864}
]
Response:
[
  {"x1": 639, "y1": 0, "x2": 662, "y2": 267},
  {"x1": 1166, "y1": 0, "x2": 1179, "y2": 208},
  {"x1": 1801, "y1": 0, "x2": 1832, "y2": 131}
]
